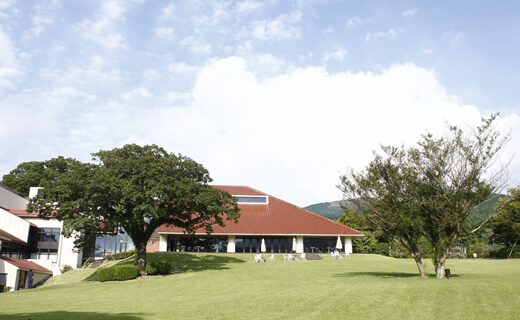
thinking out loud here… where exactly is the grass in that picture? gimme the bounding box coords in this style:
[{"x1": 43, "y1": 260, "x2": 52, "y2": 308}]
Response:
[{"x1": 0, "y1": 254, "x2": 519, "y2": 320}]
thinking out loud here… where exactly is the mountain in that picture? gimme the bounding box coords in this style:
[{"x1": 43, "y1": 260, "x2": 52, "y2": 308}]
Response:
[
  {"x1": 305, "y1": 196, "x2": 502, "y2": 226},
  {"x1": 304, "y1": 201, "x2": 346, "y2": 220}
]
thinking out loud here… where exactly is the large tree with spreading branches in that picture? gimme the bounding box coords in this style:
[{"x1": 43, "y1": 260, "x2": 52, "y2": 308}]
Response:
[
  {"x1": 339, "y1": 114, "x2": 509, "y2": 278},
  {"x1": 27, "y1": 144, "x2": 240, "y2": 270}
]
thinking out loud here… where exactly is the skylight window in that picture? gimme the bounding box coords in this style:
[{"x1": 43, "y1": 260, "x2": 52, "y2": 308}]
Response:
[{"x1": 234, "y1": 196, "x2": 268, "y2": 204}]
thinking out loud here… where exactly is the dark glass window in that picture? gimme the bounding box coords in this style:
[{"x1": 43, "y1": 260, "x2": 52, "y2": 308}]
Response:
[{"x1": 235, "y1": 196, "x2": 268, "y2": 203}]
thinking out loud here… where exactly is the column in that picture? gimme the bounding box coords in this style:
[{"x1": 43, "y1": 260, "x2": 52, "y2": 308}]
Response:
[
  {"x1": 344, "y1": 237, "x2": 353, "y2": 254},
  {"x1": 227, "y1": 235, "x2": 236, "y2": 253},
  {"x1": 159, "y1": 234, "x2": 168, "y2": 252},
  {"x1": 296, "y1": 236, "x2": 304, "y2": 253}
]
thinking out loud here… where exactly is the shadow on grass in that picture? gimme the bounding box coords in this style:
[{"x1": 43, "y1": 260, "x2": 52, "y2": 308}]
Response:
[
  {"x1": 335, "y1": 271, "x2": 461, "y2": 279},
  {"x1": 0, "y1": 311, "x2": 145, "y2": 320},
  {"x1": 84, "y1": 253, "x2": 246, "y2": 281}
]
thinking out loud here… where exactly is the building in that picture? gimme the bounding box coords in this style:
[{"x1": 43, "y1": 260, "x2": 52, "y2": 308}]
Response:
[
  {"x1": 155, "y1": 186, "x2": 363, "y2": 254},
  {"x1": 1, "y1": 183, "x2": 362, "y2": 291}
]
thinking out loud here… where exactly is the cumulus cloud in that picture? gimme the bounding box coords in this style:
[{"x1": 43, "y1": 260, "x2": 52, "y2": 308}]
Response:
[
  {"x1": 2, "y1": 57, "x2": 518, "y2": 207},
  {"x1": 155, "y1": 27, "x2": 175, "y2": 41}
]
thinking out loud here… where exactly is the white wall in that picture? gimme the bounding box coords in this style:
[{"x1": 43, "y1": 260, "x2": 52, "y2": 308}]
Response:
[
  {"x1": 296, "y1": 236, "x2": 304, "y2": 254},
  {"x1": 0, "y1": 208, "x2": 31, "y2": 243},
  {"x1": 0, "y1": 260, "x2": 18, "y2": 292},
  {"x1": 0, "y1": 185, "x2": 28, "y2": 210}
]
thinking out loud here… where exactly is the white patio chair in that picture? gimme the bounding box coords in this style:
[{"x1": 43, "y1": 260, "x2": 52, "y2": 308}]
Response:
[
  {"x1": 267, "y1": 254, "x2": 275, "y2": 262},
  {"x1": 254, "y1": 254, "x2": 265, "y2": 263},
  {"x1": 344, "y1": 252, "x2": 351, "y2": 259},
  {"x1": 300, "y1": 253, "x2": 307, "y2": 261},
  {"x1": 288, "y1": 254, "x2": 294, "y2": 261},
  {"x1": 283, "y1": 254, "x2": 289, "y2": 261}
]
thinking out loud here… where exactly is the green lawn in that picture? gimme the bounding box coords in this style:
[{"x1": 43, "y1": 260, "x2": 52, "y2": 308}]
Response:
[{"x1": 1, "y1": 254, "x2": 519, "y2": 320}]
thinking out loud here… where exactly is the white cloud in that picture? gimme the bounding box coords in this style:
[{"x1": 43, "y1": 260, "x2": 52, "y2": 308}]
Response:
[
  {"x1": 143, "y1": 69, "x2": 161, "y2": 81},
  {"x1": 235, "y1": 0, "x2": 265, "y2": 14},
  {"x1": 179, "y1": 36, "x2": 212, "y2": 55},
  {"x1": 155, "y1": 27, "x2": 175, "y2": 41},
  {"x1": 365, "y1": 28, "x2": 400, "y2": 42},
  {"x1": 2, "y1": 57, "x2": 519, "y2": 207},
  {"x1": 401, "y1": 9, "x2": 418, "y2": 17},
  {"x1": 0, "y1": 27, "x2": 22, "y2": 88},
  {"x1": 324, "y1": 47, "x2": 347, "y2": 62},
  {"x1": 251, "y1": 10, "x2": 302, "y2": 41},
  {"x1": 346, "y1": 16, "x2": 368, "y2": 29},
  {"x1": 78, "y1": 0, "x2": 128, "y2": 50},
  {"x1": 168, "y1": 62, "x2": 200, "y2": 76}
]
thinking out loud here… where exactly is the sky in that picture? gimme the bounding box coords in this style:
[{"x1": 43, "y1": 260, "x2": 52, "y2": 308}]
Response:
[{"x1": 0, "y1": 0, "x2": 519, "y2": 207}]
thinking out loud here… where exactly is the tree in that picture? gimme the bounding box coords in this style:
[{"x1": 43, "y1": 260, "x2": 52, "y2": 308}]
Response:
[
  {"x1": 492, "y1": 187, "x2": 520, "y2": 258},
  {"x1": 1, "y1": 157, "x2": 80, "y2": 196},
  {"x1": 27, "y1": 144, "x2": 240, "y2": 271},
  {"x1": 339, "y1": 114, "x2": 509, "y2": 278}
]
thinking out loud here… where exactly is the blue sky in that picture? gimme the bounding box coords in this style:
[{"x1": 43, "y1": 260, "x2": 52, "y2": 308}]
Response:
[{"x1": 1, "y1": 0, "x2": 519, "y2": 206}]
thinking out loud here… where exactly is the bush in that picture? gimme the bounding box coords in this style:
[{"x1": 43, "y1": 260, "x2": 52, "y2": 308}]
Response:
[
  {"x1": 487, "y1": 247, "x2": 520, "y2": 259},
  {"x1": 0, "y1": 283, "x2": 4, "y2": 292},
  {"x1": 60, "y1": 265, "x2": 73, "y2": 274},
  {"x1": 97, "y1": 265, "x2": 140, "y2": 282},
  {"x1": 146, "y1": 260, "x2": 171, "y2": 275},
  {"x1": 105, "y1": 250, "x2": 136, "y2": 261}
]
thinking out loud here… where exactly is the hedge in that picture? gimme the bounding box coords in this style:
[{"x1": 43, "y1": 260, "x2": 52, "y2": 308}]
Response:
[
  {"x1": 97, "y1": 265, "x2": 140, "y2": 282},
  {"x1": 146, "y1": 260, "x2": 171, "y2": 275},
  {"x1": 487, "y1": 247, "x2": 520, "y2": 259},
  {"x1": 105, "y1": 250, "x2": 136, "y2": 261}
]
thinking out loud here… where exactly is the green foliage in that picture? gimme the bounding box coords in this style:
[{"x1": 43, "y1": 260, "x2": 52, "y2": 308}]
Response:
[
  {"x1": 97, "y1": 265, "x2": 140, "y2": 282},
  {"x1": 352, "y1": 231, "x2": 378, "y2": 253},
  {"x1": 60, "y1": 265, "x2": 73, "y2": 274},
  {"x1": 470, "y1": 243, "x2": 489, "y2": 258},
  {"x1": 492, "y1": 187, "x2": 520, "y2": 249},
  {"x1": 487, "y1": 247, "x2": 520, "y2": 259},
  {"x1": 145, "y1": 260, "x2": 171, "y2": 275},
  {"x1": 106, "y1": 250, "x2": 136, "y2": 261},
  {"x1": 1, "y1": 156, "x2": 81, "y2": 196},
  {"x1": 26, "y1": 144, "x2": 240, "y2": 270}
]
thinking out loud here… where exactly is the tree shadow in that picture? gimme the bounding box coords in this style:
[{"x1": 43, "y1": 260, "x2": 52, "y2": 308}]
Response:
[
  {"x1": 83, "y1": 253, "x2": 246, "y2": 281},
  {"x1": 334, "y1": 271, "x2": 462, "y2": 279},
  {"x1": 0, "y1": 311, "x2": 145, "y2": 320}
]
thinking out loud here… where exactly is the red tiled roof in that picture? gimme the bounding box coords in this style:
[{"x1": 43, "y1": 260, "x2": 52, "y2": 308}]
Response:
[
  {"x1": 159, "y1": 186, "x2": 363, "y2": 236},
  {"x1": 8, "y1": 209, "x2": 40, "y2": 218},
  {"x1": 0, "y1": 256, "x2": 52, "y2": 274}
]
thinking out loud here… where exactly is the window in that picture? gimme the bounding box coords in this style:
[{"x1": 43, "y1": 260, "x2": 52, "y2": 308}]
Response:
[
  {"x1": 234, "y1": 196, "x2": 268, "y2": 204},
  {"x1": 32, "y1": 228, "x2": 60, "y2": 261}
]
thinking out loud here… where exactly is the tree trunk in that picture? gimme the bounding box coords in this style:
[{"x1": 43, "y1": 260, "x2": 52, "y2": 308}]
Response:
[
  {"x1": 135, "y1": 244, "x2": 147, "y2": 272},
  {"x1": 433, "y1": 252, "x2": 448, "y2": 279},
  {"x1": 411, "y1": 253, "x2": 428, "y2": 278}
]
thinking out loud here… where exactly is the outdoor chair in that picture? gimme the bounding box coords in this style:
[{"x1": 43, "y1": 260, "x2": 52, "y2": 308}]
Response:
[
  {"x1": 254, "y1": 254, "x2": 265, "y2": 263},
  {"x1": 267, "y1": 254, "x2": 275, "y2": 262},
  {"x1": 344, "y1": 252, "x2": 351, "y2": 259},
  {"x1": 288, "y1": 254, "x2": 295, "y2": 261},
  {"x1": 300, "y1": 253, "x2": 306, "y2": 261}
]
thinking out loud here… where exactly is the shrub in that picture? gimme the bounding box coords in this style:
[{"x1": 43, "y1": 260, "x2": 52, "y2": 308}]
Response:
[
  {"x1": 0, "y1": 283, "x2": 5, "y2": 292},
  {"x1": 97, "y1": 265, "x2": 140, "y2": 282},
  {"x1": 105, "y1": 250, "x2": 136, "y2": 261},
  {"x1": 487, "y1": 247, "x2": 520, "y2": 259},
  {"x1": 60, "y1": 265, "x2": 73, "y2": 274},
  {"x1": 146, "y1": 260, "x2": 171, "y2": 275}
]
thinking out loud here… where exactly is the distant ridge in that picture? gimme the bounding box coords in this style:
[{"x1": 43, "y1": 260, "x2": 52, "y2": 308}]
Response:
[{"x1": 304, "y1": 201, "x2": 346, "y2": 220}]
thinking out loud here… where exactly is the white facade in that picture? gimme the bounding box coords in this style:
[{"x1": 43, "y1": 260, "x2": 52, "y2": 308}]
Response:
[
  {"x1": 24, "y1": 218, "x2": 83, "y2": 273},
  {"x1": 0, "y1": 208, "x2": 31, "y2": 243},
  {"x1": 0, "y1": 185, "x2": 28, "y2": 210}
]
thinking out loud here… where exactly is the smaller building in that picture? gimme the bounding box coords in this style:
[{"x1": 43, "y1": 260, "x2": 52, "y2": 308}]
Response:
[{"x1": 0, "y1": 256, "x2": 52, "y2": 291}]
